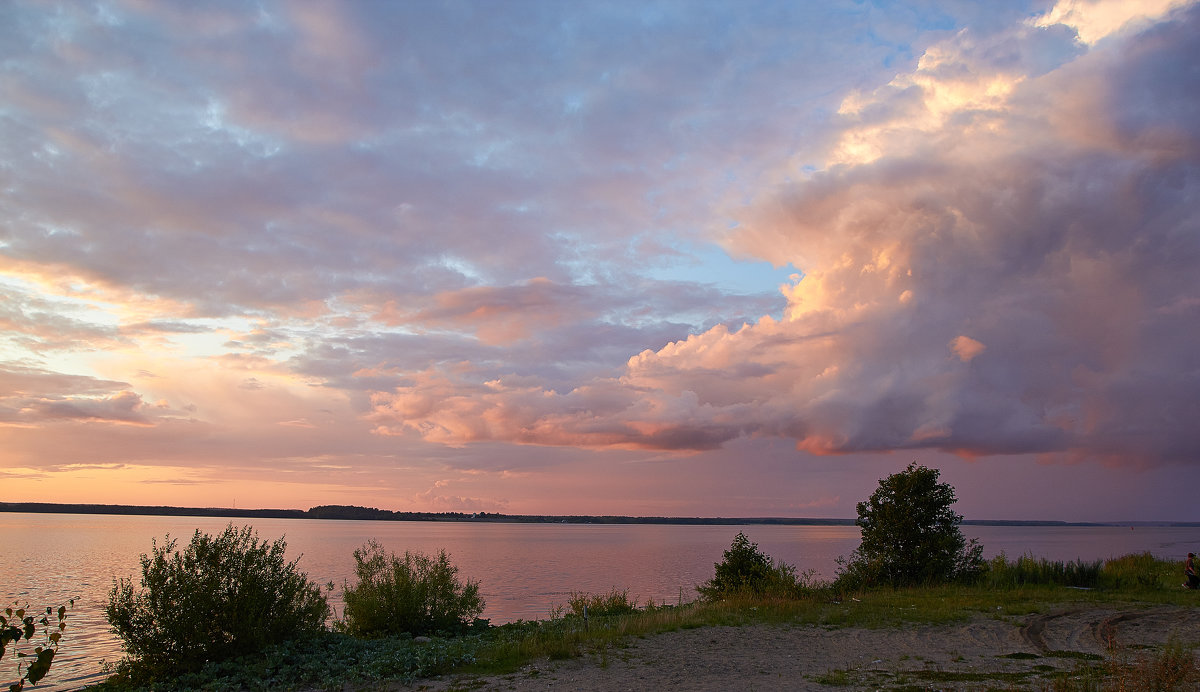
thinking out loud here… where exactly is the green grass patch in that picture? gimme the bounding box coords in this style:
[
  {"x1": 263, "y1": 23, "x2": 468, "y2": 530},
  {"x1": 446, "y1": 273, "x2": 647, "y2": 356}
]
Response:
[
  {"x1": 84, "y1": 550, "x2": 1200, "y2": 691},
  {"x1": 812, "y1": 668, "x2": 851, "y2": 685},
  {"x1": 912, "y1": 669, "x2": 1038, "y2": 683},
  {"x1": 1046, "y1": 650, "x2": 1105, "y2": 661}
]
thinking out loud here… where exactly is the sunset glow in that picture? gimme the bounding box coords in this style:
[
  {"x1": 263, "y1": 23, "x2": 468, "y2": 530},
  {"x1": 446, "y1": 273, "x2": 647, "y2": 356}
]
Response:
[{"x1": 3, "y1": 0, "x2": 1198, "y2": 521}]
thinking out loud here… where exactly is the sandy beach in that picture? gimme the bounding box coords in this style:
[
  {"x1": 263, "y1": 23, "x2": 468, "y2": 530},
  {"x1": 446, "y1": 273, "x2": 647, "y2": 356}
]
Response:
[{"x1": 400, "y1": 604, "x2": 1200, "y2": 691}]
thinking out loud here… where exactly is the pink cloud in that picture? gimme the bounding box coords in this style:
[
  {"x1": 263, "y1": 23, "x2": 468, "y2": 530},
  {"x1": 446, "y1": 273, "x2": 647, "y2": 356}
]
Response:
[
  {"x1": 368, "y1": 6, "x2": 1200, "y2": 469},
  {"x1": 950, "y1": 336, "x2": 987, "y2": 362},
  {"x1": 380, "y1": 278, "x2": 596, "y2": 345}
]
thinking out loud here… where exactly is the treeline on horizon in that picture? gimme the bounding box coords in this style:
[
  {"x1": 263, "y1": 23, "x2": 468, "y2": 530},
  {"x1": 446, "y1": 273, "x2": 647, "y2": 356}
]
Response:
[
  {"x1": 0, "y1": 501, "x2": 855, "y2": 525},
  {"x1": 3, "y1": 501, "x2": 1191, "y2": 526}
]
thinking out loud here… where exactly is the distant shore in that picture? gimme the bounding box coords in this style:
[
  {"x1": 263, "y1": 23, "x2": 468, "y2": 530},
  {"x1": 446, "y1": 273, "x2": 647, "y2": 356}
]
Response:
[{"x1": 3, "y1": 501, "x2": 1195, "y2": 527}]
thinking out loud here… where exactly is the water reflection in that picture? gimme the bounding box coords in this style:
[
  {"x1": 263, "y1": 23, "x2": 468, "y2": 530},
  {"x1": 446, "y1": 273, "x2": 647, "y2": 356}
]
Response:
[{"x1": 3, "y1": 513, "x2": 1198, "y2": 690}]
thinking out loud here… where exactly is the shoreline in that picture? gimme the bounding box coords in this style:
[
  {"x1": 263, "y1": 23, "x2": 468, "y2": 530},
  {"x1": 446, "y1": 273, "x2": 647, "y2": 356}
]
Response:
[
  {"x1": 397, "y1": 604, "x2": 1200, "y2": 691},
  {"x1": 5, "y1": 502, "x2": 1193, "y2": 527}
]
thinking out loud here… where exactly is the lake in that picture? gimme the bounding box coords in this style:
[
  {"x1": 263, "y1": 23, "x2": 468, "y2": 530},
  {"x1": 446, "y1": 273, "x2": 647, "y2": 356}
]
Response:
[{"x1": 3, "y1": 512, "x2": 1198, "y2": 690}]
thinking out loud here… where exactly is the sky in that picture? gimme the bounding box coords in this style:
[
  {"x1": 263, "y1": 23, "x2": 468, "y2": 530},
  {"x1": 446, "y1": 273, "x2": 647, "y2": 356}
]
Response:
[{"x1": 2, "y1": 0, "x2": 1199, "y2": 522}]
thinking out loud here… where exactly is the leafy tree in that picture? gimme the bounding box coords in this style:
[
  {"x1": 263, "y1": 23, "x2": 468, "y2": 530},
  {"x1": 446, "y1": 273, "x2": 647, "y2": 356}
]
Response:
[
  {"x1": 106, "y1": 524, "x2": 330, "y2": 678},
  {"x1": 338, "y1": 540, "x2": 484, "y2": 637},
  {"x1": 839, "y1": 462, "x2": 983, "y2": 588}
]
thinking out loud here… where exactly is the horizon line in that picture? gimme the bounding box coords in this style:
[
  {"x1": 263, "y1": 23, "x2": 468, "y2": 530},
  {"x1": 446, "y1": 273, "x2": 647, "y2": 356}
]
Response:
[{"x1": 2, "y1": 501, "x2": 1196, "y2": 528}]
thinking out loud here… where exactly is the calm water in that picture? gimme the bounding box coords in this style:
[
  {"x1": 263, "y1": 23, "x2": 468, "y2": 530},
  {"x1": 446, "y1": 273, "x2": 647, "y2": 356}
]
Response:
[{"x1": 3, "y1": 513, "x2": 1198, "y2": 690}]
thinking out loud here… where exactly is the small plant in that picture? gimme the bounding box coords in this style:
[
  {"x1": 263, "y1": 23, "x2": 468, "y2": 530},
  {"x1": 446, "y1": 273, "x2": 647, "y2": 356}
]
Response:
[
  {"x1": 697, "y1": 532, "x2": 811, "y2": 600},
  {"x1": 105, "y1": 524, "x2": 330, "y2": 680},
  {"x1": 2, "y1": 600, "x2": 71, "y2": 691},
  {"x1": 1104, "y1": 639, "x2": 1200, "y2": 690},
  {"x1": 338, "y1": 540, "x2": 484, "y2": 638},
  {"x1": 558, "y1": 589, "x2": 640, "y2": 618}
]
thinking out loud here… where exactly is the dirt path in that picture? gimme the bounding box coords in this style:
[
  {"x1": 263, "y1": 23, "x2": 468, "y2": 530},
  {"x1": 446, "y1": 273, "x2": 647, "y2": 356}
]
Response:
[{"x1": 398, "y1": 605, "x2": 1200, "y2": 691}]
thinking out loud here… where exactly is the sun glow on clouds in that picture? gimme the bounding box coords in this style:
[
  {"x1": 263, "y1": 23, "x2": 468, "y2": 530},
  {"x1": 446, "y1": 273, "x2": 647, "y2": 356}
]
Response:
[
  {"x1": 1032, "y1": 0, "x2": 1194, "y2": 44},
  {"x1": 3, "y1": 0, "x2": 1199, "y2": 520},
  {"x1": 378, "y1": 0, "x2": 1200, "y2": 471}
]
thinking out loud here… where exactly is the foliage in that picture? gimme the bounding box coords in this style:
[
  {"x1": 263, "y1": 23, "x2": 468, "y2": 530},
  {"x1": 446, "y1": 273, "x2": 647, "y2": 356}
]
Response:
[
  {"x1": 2, "y1": 600, "x2": 70, "y2": 691},
  {"x1": 1104, "y1": 640, "x2": 1200, "y2": 691},
  {"x1": 87, "y1": 554, "x2": 1200, "y2": 691},
  {"x1": 105, "y1": 524, "x2": 330, "y2": 679},
  {"x1": 338, "y1": 540, "x2": 485, "y2": 638},
  {"x1": 1098, "y1": 552, "x2": 1177, "y2": 590},
  {"x1": 1044, "y1": 640, "x2": 1200, "y2": 691},
  {"x1": 91, "y1": 630, "x2": 484, "y2": 691},
  {"x1": 981, "y1": 551, "x2": 1182, "y2": 592},
  {"x1": 837, "y1": 462, "x2": 983, "y2": 588},
  {"x1": 697, "y1": 532, "x2": 815, "y2": 600},
  {"x1": 553, "y1": 588, "x2": 641, "y2": 618},
  {"x1": 984, "y1": 552, "x2": 1104, "y2": 588}
]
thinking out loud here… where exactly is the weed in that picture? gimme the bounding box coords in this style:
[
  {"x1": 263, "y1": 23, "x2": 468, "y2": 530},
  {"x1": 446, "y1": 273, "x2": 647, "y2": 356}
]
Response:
[
  {"x1": 338, "y1": 540, "x2": 484, "y2": 638},
  {"x1": 558, "y1": 588, "x2": 640, "y2": 618}
]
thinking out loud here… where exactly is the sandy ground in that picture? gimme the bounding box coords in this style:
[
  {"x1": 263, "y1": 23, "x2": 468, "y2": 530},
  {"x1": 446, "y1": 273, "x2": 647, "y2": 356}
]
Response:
[{"x1": 396, "y1": 604, "x2": 1200, "y2": 691}]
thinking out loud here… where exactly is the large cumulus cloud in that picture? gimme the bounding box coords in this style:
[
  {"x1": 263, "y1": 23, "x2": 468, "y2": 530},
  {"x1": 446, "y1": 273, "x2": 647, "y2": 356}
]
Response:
[{"x1": 374, "y1": 2, "x2": 1200, "y2": 467}]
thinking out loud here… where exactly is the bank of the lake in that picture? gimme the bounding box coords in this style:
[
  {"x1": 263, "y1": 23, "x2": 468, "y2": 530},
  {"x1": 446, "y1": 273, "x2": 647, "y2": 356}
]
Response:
[
  {"x1": 4, "y1": 512, "x2": 1199, "y2": 690},
  {"x1": 84, "y1": 580, "x2": 1200, "y2": 691}
]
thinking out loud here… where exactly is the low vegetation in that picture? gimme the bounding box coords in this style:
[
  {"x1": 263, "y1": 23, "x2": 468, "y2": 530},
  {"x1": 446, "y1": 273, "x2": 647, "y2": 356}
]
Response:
[
  {"x1": 103, "y1": 524, "x2": 330, "y2": 684},
  {"x1": 551, "y1": 587, "x2": 641, "y2": 618},
  {"x1": 71, "y1": 466, "x2": 1199, "y2": 691},
  {"x1": 85, "y1": 558, "x2": 1199, "y2": 691},
  {"x1": 982, "y1": 550, "x2": 1183, "y2": 590},
  {"x1": 696, "y1": 531, "x2": 818, "y2": 600},
  {"x1": 337, "y1": 539, "x2": 485, "y2": 638},
  {"x1": 2, "y1": 600, "x2": 71, "y2": 692}
]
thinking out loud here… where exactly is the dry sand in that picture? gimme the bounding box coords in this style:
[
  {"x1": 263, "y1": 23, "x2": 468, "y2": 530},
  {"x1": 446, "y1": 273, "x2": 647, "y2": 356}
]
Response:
[{"x1": 398, "y1": 604, "x2": 1200, "y2": 691}]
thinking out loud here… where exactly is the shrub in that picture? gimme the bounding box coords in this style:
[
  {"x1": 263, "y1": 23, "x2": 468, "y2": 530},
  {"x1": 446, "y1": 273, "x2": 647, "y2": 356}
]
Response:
[
  {"x1": 1099, "y1": 552, "x2": 1176, "y2": 590},
  {"x1": 984, "y1": 552, "x2": 1102, "y2": 589},
  {"x1": 558, "y1": 588, "x2": 640, "y2": 618},
  {"x1": 105, "y1": 524, "x2": 330, "y2": 678},
  {"x1": 2, "y1": 600, "x2": 70, "y2": 692},
  {"x1": 837, "y1": 462, "x2": 983, "y2": 589},
  {"x1": 338, "y1": 540, "x2": 484, "y2": 637},
  {"x1": 697, "y1": 532, "x2": 811, "y2": 600}
]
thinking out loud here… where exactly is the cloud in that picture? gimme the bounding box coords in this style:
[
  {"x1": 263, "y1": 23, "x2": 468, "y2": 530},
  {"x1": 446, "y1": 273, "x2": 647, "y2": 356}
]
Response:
[
  {"x1": 413, "y1": 480, "x2": 509, "y2": 513},
  {"x1": 3, "y1": 0, "x2": 1198, "y2": 520},
  {"x1": 1032, "y1": 0, "x2": 1194, "y2": 45},
  {"x1": 372, "y1": 3, "x2": 1200, "y2": 469},
  {"x1": 385, "y1": 278, "x2": 596, "y2": 346},
  {"x1": 950, "y1": 336, "x2": 987, "y2": 362},
  {"x1": 0, "y1": 364, "x2": 153, "y2": 425}
]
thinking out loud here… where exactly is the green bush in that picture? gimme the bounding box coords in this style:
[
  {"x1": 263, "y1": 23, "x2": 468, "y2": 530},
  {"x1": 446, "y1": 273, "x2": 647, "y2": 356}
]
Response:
[
  {"x1": 837, "y1": 462, "x2": 983, "y2": 589},
  {"x1": 105, "y1": 524, "x2": 330, "y2": 679},
  {"x1": 338, "y1": 540, "x2": 484, "y2": 637},
  {"x1": 557, "y1": 588, "x2": 640, "y2": 618},
  {"x1": 697, "y1": 532, "x2": 811, "y2": 600},
  {"x1": 1099, "y1": 552, "x2": 1177, "y2": 590}
]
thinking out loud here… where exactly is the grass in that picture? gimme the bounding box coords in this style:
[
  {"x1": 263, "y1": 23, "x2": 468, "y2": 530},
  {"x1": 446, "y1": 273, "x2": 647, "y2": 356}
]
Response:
[
  {"x1": 83, "y1": 552, "x2": 1200, "y2": 691},
  {"x1": 1040, "y1": 641, "x2": 1200, "y2": 691}
]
